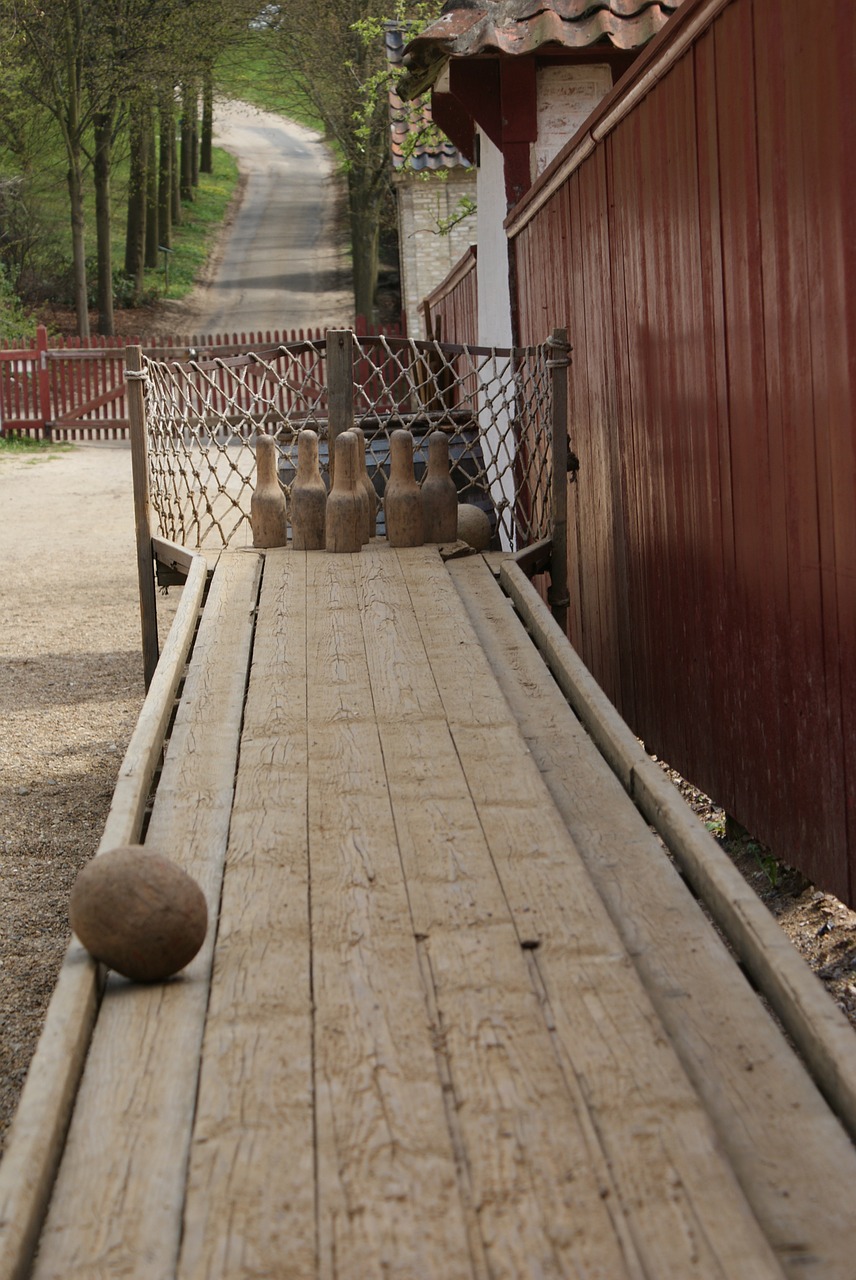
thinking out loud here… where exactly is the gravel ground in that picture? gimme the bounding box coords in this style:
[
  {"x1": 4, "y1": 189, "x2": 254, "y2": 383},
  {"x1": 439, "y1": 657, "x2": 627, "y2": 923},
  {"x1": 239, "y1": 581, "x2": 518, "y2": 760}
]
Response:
[
  {"x1": 0, "y1": 442, "x2": 178, "y2": 1154},
  {"x1": 2, "y1": 443, "x2": 855, "y2": 1160}
]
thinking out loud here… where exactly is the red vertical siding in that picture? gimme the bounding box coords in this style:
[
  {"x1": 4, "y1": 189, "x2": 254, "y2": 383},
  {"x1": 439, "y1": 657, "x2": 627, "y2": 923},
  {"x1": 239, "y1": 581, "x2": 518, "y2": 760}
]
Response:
[
  {"x1": 420, "y1": 247, "x2": 479, "y2": 346},
  {"x1": 508, "y1": 0, "x2": 856, "y2": 901}
]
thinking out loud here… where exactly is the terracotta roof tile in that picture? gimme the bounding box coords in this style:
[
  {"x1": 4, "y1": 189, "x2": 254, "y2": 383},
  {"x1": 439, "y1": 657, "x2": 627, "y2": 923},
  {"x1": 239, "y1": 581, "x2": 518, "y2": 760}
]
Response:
[
  {"x1": 401, "y1": 0, "x2": 683, "y2": 96},
  {"x1": 386, "y1": 24, "x2": 470, "y2": 173}
]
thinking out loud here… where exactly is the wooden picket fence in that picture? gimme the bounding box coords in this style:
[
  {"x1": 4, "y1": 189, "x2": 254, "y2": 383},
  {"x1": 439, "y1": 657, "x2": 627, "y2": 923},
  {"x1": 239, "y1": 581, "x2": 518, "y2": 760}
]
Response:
[{"x1": 0, "y1": 317, "x2": 406, "y2": 441}]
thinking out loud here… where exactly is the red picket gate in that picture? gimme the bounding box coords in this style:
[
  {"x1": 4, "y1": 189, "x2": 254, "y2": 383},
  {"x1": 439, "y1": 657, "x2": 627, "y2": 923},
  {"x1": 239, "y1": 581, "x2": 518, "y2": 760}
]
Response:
[{"x1": 0, "y1": 316, "x2": 406, "y2": 441}]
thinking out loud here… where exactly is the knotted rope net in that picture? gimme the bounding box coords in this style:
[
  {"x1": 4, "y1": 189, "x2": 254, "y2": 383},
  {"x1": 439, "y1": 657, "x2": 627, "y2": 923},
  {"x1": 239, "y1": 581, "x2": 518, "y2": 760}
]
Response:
[{"x1": 140, "y1": 333, "x2": 557, "y2": 552}]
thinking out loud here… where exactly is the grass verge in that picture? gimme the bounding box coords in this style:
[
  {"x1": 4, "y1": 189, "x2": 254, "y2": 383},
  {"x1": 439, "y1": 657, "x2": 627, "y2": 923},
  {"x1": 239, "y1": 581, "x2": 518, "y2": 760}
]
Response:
[
  {"x1": 215, "y1": 32, "x2": 324, "y2": 133},
  {"x1": 140, "y1": 148, "x2": 240, "y2": 304},
  {"x1": 0, "y1": 435, "x2": 73, "y2": 460}
]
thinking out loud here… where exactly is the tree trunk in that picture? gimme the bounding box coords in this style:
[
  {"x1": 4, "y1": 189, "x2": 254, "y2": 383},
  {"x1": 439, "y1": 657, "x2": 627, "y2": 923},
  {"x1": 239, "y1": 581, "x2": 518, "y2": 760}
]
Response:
[
  {"x1": 171, "y1": 110, "x2": 182, "y2": 226},
  {"x1": 94, "y1": 109, "x2": 115, "y2": 336},
  {"x1": 349, "y1": 176, "x2": 380, "y2": 323},
  {"x1": 63, "y1": 0, "x2": 89, "y2": 337},
  {"x1": 68, "y1": 154, "x2": 89, "y2": 338},
  {"x1": 191, "y1": 108, "x2": 199, "y2": 188},
  {"x1": 125, "y1": 110, "x2": 147, "y2": 293},
  {"x1": 158, "y1": 95, "x2": 173, "y2": 245},
  {"x1": 145, "y1": 109, "x2": 159, "y2": 269},
  {"x1": 180, "y1": 83, "x2": 195, "y2": 202},
  {"x1": 200, "y1": 69, "x2": 213, "y2": 174}
]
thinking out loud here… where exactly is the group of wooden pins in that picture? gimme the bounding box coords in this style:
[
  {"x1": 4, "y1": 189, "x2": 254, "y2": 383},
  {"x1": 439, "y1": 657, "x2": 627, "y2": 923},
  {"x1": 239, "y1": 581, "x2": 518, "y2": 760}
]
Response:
[{"x1": 251, "y1": 426, "x2": 490, "y2": 553}]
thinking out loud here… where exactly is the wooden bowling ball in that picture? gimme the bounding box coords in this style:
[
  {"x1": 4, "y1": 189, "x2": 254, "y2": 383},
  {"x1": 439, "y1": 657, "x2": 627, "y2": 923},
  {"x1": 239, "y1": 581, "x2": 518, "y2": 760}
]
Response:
[
  {"x1": 69, "y1": 846, "x2": 207, "y2": 983},
  {"x1": 457, "y1": 502, "x2": 492, "y2": 551}
]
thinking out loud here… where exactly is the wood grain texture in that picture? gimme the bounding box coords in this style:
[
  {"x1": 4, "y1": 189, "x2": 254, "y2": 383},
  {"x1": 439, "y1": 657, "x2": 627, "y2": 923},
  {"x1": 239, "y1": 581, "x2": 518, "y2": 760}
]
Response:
[
  {"x1": 0, "y1": 552, "x2": 208, "y2": 1280},
  {"x1": 177, "y1": 549, "x2": 315, "y2": 1279},
  {"x1": 400, "y1": 547, "x2": 785, "y2": 1280},
  {"x1": 291, "y1": 430, "x2": 327, "y2": 551},
  {"x1": 127, "y1": 344, "x2": 159, "y2": 686},
  {"x1": 250, "y1": 435, "x2": 288, "y2": 548},
  {"x1": 354, "y1": 549, "x2": 642, "y2": 1278},
  {"x1": 449, "y1": 552, "x2": 856, "y2": 1279},
  {"x1": 305, "y1": 552, "x2": 473, "y2": 1280},
  {"x1": 385, "y1": 431, "x2": 424, "y2": 548},
  {"x1": 421, "y1": 432, "x2": 458, "y2": 544},
  {"x1": 500, "y1": 556, "x2": 856, "y2": 1147},
  {"x1": 21, "y1": 541, "x2": 849, "y2": 1278},
  {"x1": 30, "y1": 551, "x2": 262, "y2": 1280},
  {"x1": 325, "y1": 433, "x2": 362, "y2": 554}
]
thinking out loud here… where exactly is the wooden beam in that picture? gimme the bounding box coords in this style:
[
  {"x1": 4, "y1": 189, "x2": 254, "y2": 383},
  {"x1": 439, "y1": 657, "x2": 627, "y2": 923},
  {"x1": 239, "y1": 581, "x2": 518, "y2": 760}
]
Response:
[
  {"x1": 449, "y1": 59, "x2": 502, "y2": 149},
  {"x1": 126, "y1": 345, "x2": 159, "y2": 689},
  {"x1": 326, "y1": 329, "x2": 354, "y2": 486},
  {"x1": 511, "y1": 536, "x2": 552, "y2": 576},
  {"x1": 431, "y1": 91, "x2": 476, "y2": 163}
]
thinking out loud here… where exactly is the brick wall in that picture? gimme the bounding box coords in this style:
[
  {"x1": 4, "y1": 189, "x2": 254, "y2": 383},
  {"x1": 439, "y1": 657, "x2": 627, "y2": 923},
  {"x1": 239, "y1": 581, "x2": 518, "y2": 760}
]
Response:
[{"x1": 396, "y1": 172, "x2": 477, "y2": 337}]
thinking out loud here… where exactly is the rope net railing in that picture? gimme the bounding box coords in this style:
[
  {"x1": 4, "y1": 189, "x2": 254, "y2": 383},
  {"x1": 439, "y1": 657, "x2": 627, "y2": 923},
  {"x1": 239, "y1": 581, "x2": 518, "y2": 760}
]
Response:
[{"x1": 141, "y1": 332, "x2": 556, "y2": 552}]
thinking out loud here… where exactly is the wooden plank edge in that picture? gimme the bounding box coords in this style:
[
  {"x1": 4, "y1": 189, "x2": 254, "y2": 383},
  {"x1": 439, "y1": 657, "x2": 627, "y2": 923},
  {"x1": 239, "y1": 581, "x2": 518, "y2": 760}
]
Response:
[
  {"x1": 498, "y1": 558, "x2": 856, "y2": 1144},
  {"x1": 0, "y1": 554, "x2": 208, "y2": 1280},
  {"x1": 511, "y1": 538, "x2": 552, "y2": 577},
  {"x1": 152, "y1": 536, "x2": 197, "y2": 578}
]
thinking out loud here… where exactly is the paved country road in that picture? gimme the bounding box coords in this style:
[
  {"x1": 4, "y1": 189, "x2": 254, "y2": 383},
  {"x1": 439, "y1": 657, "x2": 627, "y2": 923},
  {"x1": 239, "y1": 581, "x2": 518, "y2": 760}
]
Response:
[{"x1": 179, "y1": 100, "x2": 353, "y2": 335}]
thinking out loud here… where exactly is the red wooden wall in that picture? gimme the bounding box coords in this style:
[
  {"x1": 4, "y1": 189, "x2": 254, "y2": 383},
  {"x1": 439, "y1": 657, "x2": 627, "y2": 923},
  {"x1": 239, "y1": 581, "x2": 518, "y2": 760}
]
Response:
[
  {"x1": 420, "y1": 246, "x2": 478, "y2": 345},
  {"x1": 508, "y1": 0, "x2": 856, "y2": 901}
]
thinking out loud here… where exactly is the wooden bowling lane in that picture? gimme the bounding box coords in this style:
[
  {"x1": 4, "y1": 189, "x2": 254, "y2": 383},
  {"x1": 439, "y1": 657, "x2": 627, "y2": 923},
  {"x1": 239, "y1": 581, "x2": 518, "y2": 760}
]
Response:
[
  {"x1": 177, "y1": 545, "x2": 784, "y2": 1280},
  {"x1": 24, "y1": 544, "x2": 789, "y2": 1279}
]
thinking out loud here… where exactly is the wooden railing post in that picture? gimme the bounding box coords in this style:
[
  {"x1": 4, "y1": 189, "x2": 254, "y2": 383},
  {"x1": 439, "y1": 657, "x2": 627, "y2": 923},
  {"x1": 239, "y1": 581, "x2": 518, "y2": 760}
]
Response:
[
  {"x1": 126, "y1": 345, "x2": 159, "y2": 688},
  {"x1": 548, "y1": 327, "x2": 571, "y2": 635},
  {"x1": 36, "y1": 325, "x2": 51, "y2": 440},
  {"x1": 326, "y1": 329, "x2": 354, "y2": 485}
]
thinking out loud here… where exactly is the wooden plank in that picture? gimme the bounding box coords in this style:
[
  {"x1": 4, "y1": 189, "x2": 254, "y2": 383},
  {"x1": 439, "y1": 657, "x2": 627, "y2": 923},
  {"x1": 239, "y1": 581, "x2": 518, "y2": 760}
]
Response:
[
  {"x1": 354, "y1": 548, "x2": 643, "y2": 1278},
  {"x1": 177, "y1": 550, "x2": 315, "y2": 1279},
  {"x1": 30, "y1": 551, "x2": 263, "y2": 1280},
  {"x1": 450, "y1": 553, "x2": 856, "y2": 1279},
  {"x1": 304, "y1": 551, "x2": 474, "y2": 1280},
  {"x1": 499, "y1": 556, "x2": 856, "y2": 1147},
  {"x1": 0, "y1": 553, "x2": 208, "y2": 1280},
  {"x1": 400, "y1": 548, "x2": 785, "y2": 1280}
]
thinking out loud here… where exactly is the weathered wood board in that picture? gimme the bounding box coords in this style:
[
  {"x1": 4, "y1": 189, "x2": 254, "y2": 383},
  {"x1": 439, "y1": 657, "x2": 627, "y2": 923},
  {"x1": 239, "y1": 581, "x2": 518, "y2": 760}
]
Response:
[
  {"x1": 449, "y1": 553, "x2": 856, "y2": 1280},
  {"x1": 8, "y1": 543, "x2": 855, "y2": 1280},
  {"x1": 31, "y1": 551, "x2": 263, "y2": 1280}
]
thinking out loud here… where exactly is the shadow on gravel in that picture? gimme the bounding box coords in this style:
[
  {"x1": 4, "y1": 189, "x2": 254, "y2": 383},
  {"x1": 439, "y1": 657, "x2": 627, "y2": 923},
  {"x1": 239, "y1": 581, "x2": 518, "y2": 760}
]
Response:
[{"x1": 0, "y1": 651, "x2": 144, "y2": 708}]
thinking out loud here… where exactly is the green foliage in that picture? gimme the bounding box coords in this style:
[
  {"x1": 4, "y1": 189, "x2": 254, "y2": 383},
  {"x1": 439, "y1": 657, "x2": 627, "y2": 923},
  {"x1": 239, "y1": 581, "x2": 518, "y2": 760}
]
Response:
[
  {"x1": 0, "y1": 0, "x2": 257, "y2": 330},
  {"x1": 150, "y1": 149, "x2": 239, "y2": 300},
  {"x1": 0, "y1": 115, "x2": 238, "y2": 312},
  {"x1": 749, "y1": 842, "x2": 781, "y2": 890},
  {"x1": 215, "y1": 31, "x2": 323, "y2": 131},
  {"x1": 0, "y1": 434, "x2": 72, "y2": 457},
  {"x1": 435, "y1": 194, "x2": 477, "y2": 236},
  {"x1": 0, "y1": 263, "x2": 38, "y2": 340},
  {"x1": 257, "y1": 0, "x2": 443, "y2": 316}
]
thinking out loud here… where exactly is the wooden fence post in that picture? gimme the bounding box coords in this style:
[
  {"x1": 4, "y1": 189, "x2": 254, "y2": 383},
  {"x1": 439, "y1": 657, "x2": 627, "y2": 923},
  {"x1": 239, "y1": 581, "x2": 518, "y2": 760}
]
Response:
[
  {"x1": 548, "y1": 327, "x2": 571, "y2": 635},
  {"x1": 36, "y1": 325, "x2": 51, "y2": 440},
  {"x1": 326, "y1": 329, "x2": 354, "y2": 485},
  {"x1": 126, "y1": 345, "x2": 160, "y2": 688}
]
